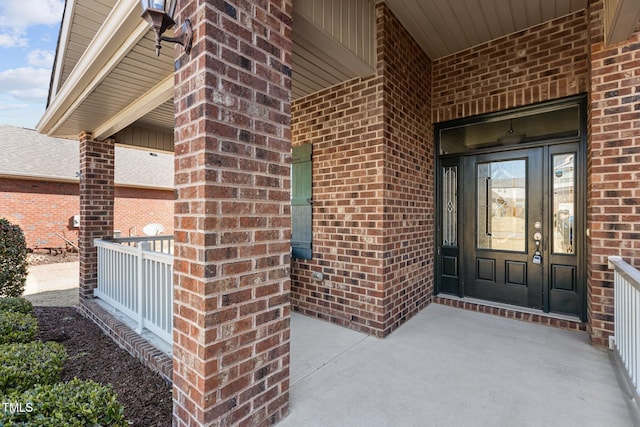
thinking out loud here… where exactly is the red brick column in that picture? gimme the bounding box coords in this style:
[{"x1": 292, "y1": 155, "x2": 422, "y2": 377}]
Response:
[
  {"x1": 78, "y1": 132, "x2": 115, "y2": 299},
  {"x1": 172, "y1": 1, "x2": 292, "y2": 425},
  {"x1": 587, "y1": 0, "x2": 640, "y2": 346}
]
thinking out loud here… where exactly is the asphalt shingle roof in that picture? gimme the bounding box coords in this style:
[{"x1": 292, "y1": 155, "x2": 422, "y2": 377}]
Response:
[{"x1": 0, "y1": 125, "x2": 173, "y2": 189}]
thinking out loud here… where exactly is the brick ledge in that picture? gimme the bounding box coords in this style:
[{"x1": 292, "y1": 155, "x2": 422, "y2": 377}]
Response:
[
  {"x1": 78, "y1": 299, "x2": 173, "y2": 384},
  {"x1": 435, "y1": 295, "x2": 587, "y2": 333}
]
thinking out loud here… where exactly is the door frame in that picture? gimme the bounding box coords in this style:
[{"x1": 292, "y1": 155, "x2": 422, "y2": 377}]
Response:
[{"x1": 434, "y1": 94, "x2": 588, "y2": 321}]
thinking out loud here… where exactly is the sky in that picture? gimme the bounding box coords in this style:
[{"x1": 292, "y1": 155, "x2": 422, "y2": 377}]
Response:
[{"x1": 0, "y1": 0, "x2": 64, "y2": 129}]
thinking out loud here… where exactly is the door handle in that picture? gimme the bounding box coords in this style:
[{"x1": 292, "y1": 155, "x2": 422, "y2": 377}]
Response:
[
  {"x1": 485, "y1": 177, "x2": 491, "y2": 236},
  {"x1": 534, "y1": 232, "x2": 542, "y2": 250}
]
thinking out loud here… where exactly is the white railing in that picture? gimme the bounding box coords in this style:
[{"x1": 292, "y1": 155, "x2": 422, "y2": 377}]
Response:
[
  {"x1": 95, "y1": 237, "x2": 174, "y2": 345},
  {"x1": 112, "y1": 235, "x2": 174, "y2": 254},
  {"x1": 609, "y1": 256, "x2": 640, "y2": 399}
]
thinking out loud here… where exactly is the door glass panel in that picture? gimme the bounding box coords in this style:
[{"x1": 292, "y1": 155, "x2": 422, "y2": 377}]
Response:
[
  {"x1": 439, "y1": 104, "x2": 580, "y2": 155},
  {"x1": 553, "y1": 154, "x2": 575, "y2": 254},
  {"x1": 477, "y1": 160, "x2": 526, "y2": 251},
  {"x1": 443, "y1": 166, "x2": 457, "y2": 246}
]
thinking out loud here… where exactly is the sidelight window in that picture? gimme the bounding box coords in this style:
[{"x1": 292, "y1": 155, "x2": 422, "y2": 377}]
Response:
[
  {"x1": 552, "y1": 153, "x2": 575, "y2": 255},
  {"x1": 442, "y1": 166, "x2": 458, "y2": 246}
]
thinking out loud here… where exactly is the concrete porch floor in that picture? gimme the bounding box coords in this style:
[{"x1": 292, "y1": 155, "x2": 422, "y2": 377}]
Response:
[
  {"x1": 22, "y1": 262, "x2": 634, "y2": 425},
  {"x1": 283, "y1": 304, "x2": 633, "y2": 427}
]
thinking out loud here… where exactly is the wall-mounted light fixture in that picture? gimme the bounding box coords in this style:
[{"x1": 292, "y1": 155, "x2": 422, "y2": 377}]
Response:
[{"x1": 140, "y1": 0, "x2": 193, "y2": 57}]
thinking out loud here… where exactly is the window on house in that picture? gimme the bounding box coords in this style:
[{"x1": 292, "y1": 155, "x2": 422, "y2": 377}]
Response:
[
  {"x1": 439, "y1": 104, "x2": 580, "y2": 155},
  {"x1": 291, "y1": 144, "x2": 312, "y2": 259}
]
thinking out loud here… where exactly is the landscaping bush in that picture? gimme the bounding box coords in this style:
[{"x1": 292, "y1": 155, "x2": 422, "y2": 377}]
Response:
[
  {"x1": 0, "y1": 378, "x2": 127, "y2": 426},
  {"x1": 0, "y1": 341, "x2": 67, "y2": 394},
  {"x1": 0, "y1": 297, "x2": 33, "y2": 314},
  {"x1": 0, "y1": 311, "x2": 38, "y2": 344},
  {"x1": 0, "y1": 218, "x2": 29, "y2": 298}
]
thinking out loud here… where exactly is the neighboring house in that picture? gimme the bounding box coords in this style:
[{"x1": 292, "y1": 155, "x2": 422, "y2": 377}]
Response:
[
  {"x1": 0, "y1": 125, "x2": 174, "y2": 249},
  {"x1": 36, "y1": 0, "x2": 640, "y2": 426}
]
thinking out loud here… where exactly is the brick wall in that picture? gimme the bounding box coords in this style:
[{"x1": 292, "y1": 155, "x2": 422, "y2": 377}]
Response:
[
  {"x1": 0, "y1": 178, "x2": 78, "y2": 248},
  {"x1": 433, "y1": 10, "x2": 590, "y2": 122},
  {"x1": 172, "y1": 0, "x2": 292, "y2": 425},
  {"x1": 587, "y1": 0, "x2": 640, "y2": 346},
  {"x1": 378, "y1": 3, "x2": 433, "y2": 334},
  {"x1": 290, "y1": 3, "x2": 432, "y2": 337},
  {"x1": 113, "y1": 187, "x2": 174, "y2": 238},
  {"x1": 0, "y1": 178, "x2": 173, "y2": 248},
  {"x1": 291, "y1": 75, "x2": 386, "y2": 335}
]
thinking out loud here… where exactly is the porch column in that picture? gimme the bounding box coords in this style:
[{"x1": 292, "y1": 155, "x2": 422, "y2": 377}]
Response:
[
  {"x1": 172, "y1": 1, "x2": 292, "y2": 426},
  {"x1": 587, "y1": 0, "x2": 640, "y2": 346},
  {"x1": 78, "y1": 131, "x2": 115, "y2": 299}
]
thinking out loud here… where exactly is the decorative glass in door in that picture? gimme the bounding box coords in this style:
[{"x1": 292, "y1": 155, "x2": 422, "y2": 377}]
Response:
[
  {"x1": 477, "y1": 160, "x2": 526, "y2": 251},
  {"x1": 442, "y1": 166, "x2": 457, "y2": 246}
]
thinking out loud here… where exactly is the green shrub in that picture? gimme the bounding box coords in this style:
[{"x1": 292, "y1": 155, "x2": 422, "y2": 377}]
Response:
[
  {"x1": 0, "y1": 218, "x2": 29, "y2": 298},
  {"x1": 0, "y1": 378, "x2": 127, "y2": 426},
  {"x1": 0, "y1": 341, "x2": 67, "y2": 394},
  {"x1": 0, "y1": 311, "x2": 38, "y2": 344},
  {"x1": 0, "y1": 297, "x2": 33, "y2": 314}
]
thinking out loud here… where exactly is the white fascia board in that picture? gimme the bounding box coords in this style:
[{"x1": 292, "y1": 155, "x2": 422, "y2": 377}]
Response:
[
  {"x1": 94, "y1": 74, "x2": 174, "y2": 140},
  {"x1": 50, "y1": 0, "x2": 77, "y2": 100},
  {"x1": 37, "y1": 0, "x2": 147, "y2": 135}
]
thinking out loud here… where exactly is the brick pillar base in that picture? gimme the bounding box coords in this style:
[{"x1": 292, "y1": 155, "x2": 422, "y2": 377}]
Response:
[
  {"x1": 587, "y1": 0, "x2": 640, "y2": 346},
  {"x1": 78, "y1": 132, "x2": 114, "y2": 299},
  {"x1": 172, "y1": 1, "x2": 292, "y2": 426}
]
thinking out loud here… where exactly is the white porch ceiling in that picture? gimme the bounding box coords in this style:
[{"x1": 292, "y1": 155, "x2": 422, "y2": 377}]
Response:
[
  {"x1": 385, "y1": 0, "x2": 589, "y2": 60},
  {"x1": 39, "y1": 0, "x2": 639, "y2": 148}
]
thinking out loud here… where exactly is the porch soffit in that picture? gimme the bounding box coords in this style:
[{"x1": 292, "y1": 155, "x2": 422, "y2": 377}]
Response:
[
  {"x1": 604, "y1": 0, "x2": 640, "y2": 45},
  {"x1": 384, "y1": 0, "x2": 589, "y2": 60},
  {"x1": 40, "y1": 0, "x2": 640, "y2": 146},
  {"x1": 93, "y1": 74, "x2": 174, "y2": 141},
  {"x1": 38, "y1": 0, "x2": 174, "y2": 144}
]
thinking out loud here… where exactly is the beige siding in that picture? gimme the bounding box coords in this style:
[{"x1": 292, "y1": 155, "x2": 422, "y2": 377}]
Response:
[
  {"x1": 293, "y1": 0, "x2": 375, "y2": 99},
  {"x1": 295, "y1": 0, "x2": 375, "y2": 66},
  {"x1": 115, "y1": 125, "x2": 174, "y2": 152}
]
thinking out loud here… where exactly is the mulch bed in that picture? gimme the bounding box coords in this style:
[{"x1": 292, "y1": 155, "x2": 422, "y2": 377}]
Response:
[{"x1": 33, "y1": 306, "x2": 173, "y2": 426}]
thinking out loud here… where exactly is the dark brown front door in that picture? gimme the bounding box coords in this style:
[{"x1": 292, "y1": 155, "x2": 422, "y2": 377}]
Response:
[
  {"x1": 435, "y1": 97, "x2": 587, "y2": 319},
  {"x1": 443, "y1": 143, "x2": 584, "y2": 317},
  {"x1": 463, "y1": 148, "x2": 544, "y2": 308}
]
